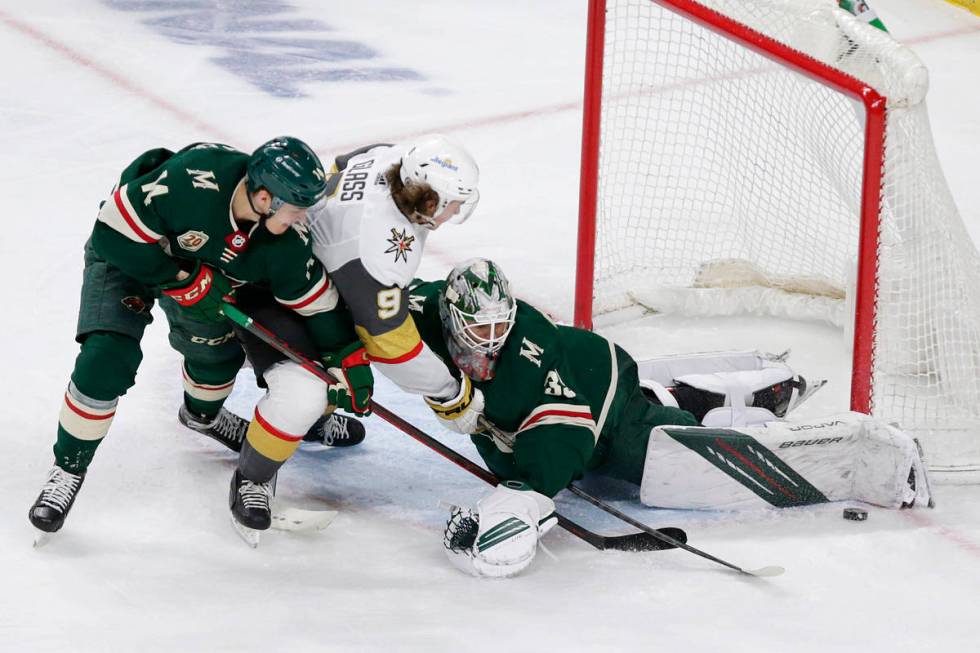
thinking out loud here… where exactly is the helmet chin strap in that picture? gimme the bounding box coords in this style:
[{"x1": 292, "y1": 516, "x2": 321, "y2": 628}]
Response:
[{"x1": 246, "y1": 189, "x2": 277, "y2": 223}]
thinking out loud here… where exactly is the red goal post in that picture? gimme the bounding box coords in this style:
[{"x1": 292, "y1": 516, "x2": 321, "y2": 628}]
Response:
[{"x1": 573, "y1": 0, "x2": 980, "y2": 472}]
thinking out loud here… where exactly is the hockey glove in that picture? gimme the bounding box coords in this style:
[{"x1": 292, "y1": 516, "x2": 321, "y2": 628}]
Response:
[
  {"x1": 443, "y1": 481, "x2": 558, "y2": 579},
  {"x1": 160, "y1": 261, "x2": 235, "y2": 323},
  {"x1": 425, "y1": 375, "x2": 485, "y2": 434},
  {"x1": 323, "y1": 342, "x2": 374, "y2": 417}
]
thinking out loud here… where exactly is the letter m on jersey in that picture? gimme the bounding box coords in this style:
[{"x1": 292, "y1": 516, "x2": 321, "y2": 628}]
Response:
[
  {"x1": 519, "y1": 337, "x2": 544, "y2": 367},
  {"x1": 187, "y1": 168, "x2": 219, "y2": 191}
]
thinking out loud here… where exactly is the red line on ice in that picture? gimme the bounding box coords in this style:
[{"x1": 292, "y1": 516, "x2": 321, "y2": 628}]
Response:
[
  {"x1": 903, "y1": 509, "x2": 980, "y2": 558},
  {"x1": 0, "y1": 10, "x2": 233, "y2": 142}
]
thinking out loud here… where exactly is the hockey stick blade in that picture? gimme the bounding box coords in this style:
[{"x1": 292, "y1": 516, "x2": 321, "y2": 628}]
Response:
[
  {"x1": 600, "y1": 527, "x2": 688, "y2": 552},
  {"x1": 743, "y1": 565, "x2": 785, "y2": 578}
]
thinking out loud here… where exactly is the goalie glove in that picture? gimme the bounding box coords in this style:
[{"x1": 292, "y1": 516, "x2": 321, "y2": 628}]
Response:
[
  {"x1": 322, "y1": 342, "x2": 374, "y2": 416},
  {"x1": 159, "y1": 261, "x2": 235, "y2": 323},
  {"x1": 425, "y1": 375, "x2": 484, "y2": 434},
  {"x1": 443, "y1": 481, "x2": 558, "y2": 579}
]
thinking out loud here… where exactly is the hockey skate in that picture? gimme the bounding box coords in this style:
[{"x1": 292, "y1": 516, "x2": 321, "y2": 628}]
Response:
[
  {"x1": 29, "y1": 466, "x2": 86, "y2": 545},
  {"x1": 229, "y1": 468, "x2": 274, "y2": 547},
  {"x1": 303, "y1": 412, "x2": 366, "y2": 447},
  {"x1": 178, "y1": 405, "x2": 248, "y2": 452}
]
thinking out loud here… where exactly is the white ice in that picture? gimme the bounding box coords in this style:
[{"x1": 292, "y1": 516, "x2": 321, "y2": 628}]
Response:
[{"x1": 0, "y1": 1, "x2": 978, "y2": 651}]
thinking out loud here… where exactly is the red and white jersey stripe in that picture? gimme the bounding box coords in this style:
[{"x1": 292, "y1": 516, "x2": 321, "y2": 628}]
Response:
[
  {"x1": 275, "y1": 273, "x2": 339, "y2": 317},
  {"x1": 518, "y1": 403, "x2": 598, "y2": 442},
  {"x1": 182, "y1": 364, "x2": 235, "y2": 403},
  {"x1": 58, "y1": 382, "x2": 117, "y2": 441},
  {"x1": 97, "y1": 184, "x2": 164, "y2": 244}
]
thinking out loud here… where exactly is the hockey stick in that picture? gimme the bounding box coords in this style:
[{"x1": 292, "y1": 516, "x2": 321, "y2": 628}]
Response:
[
  {"x1": 220, "y1": 302, "x2": 679, "y2": 553},
  {"x1": 567, "y1": 485, "x2": 782, "y2": 576},
  {"x1": 475, "y1": 418, "x2": 782, "y2": 576}
]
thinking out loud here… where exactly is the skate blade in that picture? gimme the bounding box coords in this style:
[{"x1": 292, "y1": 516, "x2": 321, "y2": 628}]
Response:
[
  {"x1": 271, "y1": 507, "x2": 338, "y2": 533},
  {"x1": 230, "y1": 515, "x2": 262, "y2": 548},
  {"x1": 32, "y1": 530, "x2": 52, "y2": 548}
]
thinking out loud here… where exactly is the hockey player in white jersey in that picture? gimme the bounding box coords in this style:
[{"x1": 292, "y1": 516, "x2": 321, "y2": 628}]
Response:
[{"x1": 305, "y1": 134, "x2": 485, "y2": 431}]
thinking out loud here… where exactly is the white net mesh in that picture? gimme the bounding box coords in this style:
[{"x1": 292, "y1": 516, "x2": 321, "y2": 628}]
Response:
[{"x1": 591, "y1": 0, "x2": 980, "y2": 470}]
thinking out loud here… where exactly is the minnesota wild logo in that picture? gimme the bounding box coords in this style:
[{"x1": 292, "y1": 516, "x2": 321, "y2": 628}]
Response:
[
  {"x1": 121, "y1": 295, "x2": 148, "y2": 314},
  {"x1": 385, "y1": 228, "x2": 415, "y2": 263}
]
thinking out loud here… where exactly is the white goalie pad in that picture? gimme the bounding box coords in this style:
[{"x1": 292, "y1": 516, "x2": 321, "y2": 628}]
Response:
[
  {"x1": 639, "y1": 412, "x2": 932, "y2": 510},
  {"x1": 636, "y1": 349, "x2": 820, "y2": 426},
  {"x1": 636, "y1": 350, "x2": 781, "y2": 386}
]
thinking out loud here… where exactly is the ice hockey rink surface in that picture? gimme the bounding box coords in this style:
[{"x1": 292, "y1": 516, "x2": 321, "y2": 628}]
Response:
[{"x1": 0, "y1": 1, "x2": 977, "y2": 651}]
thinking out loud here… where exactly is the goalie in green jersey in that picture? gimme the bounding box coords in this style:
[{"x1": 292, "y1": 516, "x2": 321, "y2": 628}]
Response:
[
  {"x1": 28, "y1": 137, "x2": 373, "y2": 540},
  {"x1": 409, "y1": 259, "x2": 931, "y2": 578}
]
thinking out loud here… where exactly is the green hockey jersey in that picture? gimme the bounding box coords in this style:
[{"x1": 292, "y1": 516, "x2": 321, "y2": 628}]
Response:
[
  {"x1": 92, "y1": 142, "x2": 351, "y2": 353},
  {"x1": 408, "y1": 280, "x2": 697, "y2": 496}
]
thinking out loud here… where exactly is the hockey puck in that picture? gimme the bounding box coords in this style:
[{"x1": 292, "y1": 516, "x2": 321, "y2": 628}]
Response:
[{"x1": 843, "y1": 508, "x2": 868, "y2": 521}]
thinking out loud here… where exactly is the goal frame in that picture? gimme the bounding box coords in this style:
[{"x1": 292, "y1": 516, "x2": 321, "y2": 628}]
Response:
[{"x1": 573, "y1": 0, "x2": 886, "y2": 415}]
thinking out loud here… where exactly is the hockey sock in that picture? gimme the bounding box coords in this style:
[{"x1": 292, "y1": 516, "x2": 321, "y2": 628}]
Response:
[
  {"x1": 181, "y1": 359, "x2": 238, "y2": 419},
  {"x1": 54, "y1": 382, "x2": 118, "y2": 474},
  {"x1": 54, "y1": 332, "x2": 141, "y2": 473},
  {"x1": 237, "y1": 408, "x2": 303, "y2": 483}
]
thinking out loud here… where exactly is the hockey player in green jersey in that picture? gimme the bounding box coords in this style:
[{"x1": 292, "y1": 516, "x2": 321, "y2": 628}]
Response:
[
  {"x1": 406, "y1": 258, "x2": 697, "y2": 576},
  {"x1": 28, "y1": 137, "x2": 372, "y2": 538},
  {"x1": 409, "y1": 259, "x2": 930, "y2": 577}
]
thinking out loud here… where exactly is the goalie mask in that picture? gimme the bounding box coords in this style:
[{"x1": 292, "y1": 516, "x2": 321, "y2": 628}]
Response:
[
  {"x1": 400, "y1": 134, "x2": 480, "y2": 228},
  {"x1": 439, "y1": 258, "x2": 517, "y2": 381}
]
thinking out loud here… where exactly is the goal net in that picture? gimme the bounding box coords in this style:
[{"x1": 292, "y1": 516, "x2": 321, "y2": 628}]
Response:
[{"x1": 574, "y1": 0, "x2": 980, "y2": 472}]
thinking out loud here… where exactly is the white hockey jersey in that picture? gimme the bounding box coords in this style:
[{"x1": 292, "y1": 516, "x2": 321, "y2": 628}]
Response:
[{"x1": 306, "y1": 144, "x2": 458, "y2": 399}]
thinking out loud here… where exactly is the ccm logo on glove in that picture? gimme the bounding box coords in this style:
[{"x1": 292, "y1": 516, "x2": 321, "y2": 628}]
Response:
[{"x1": 163, "y1": 265, "x2": 218, "y2": 306}]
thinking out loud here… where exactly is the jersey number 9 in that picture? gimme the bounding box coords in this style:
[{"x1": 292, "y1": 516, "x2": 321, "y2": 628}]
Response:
[{"x1": 377, "y1": 287, "x2": 401, "y2": 320}]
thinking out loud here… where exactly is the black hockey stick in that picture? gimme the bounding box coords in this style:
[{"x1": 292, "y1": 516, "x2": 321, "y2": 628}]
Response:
[{"x1": 221, "y1": 302, "x2": 680, "y2": 553}]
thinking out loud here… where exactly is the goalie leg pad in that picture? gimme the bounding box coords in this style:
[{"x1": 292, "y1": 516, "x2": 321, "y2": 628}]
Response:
[
  {"x1": 638, "y1": 379, "x2": 679, "y2": 408},
  {"x1": 674, "y1": 366, "x2": 811, "y2": 426},
  {"x1": 639, "y1": 412, "x2": 931, "y2": 510}
]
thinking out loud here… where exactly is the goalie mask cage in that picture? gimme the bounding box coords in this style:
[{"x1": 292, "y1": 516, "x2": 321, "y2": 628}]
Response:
[{"x1": 574, "y1": 0, "x2": 980, "y2": 472}]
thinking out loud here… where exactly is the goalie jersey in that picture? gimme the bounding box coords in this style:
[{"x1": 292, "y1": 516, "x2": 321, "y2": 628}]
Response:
[
  {"x1": 306, "y1": 144, "x2": 458, "y2": 398},
  {"x1": 408, "y1": 280, "x2": 697, "y2": 496}
]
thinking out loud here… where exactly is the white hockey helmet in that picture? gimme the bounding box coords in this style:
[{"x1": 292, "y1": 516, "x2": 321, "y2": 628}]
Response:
[{"x1": 399, "y1": 134, "x2": 480, "y2": 227}]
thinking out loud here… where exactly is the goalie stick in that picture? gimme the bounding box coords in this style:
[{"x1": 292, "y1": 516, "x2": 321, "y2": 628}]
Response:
[{"x1": 220, "y1": 302, "x2": 681, "y2": 553}]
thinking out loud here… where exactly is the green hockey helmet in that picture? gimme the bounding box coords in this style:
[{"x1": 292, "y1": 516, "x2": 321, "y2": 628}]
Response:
[
  {"x1": 247, "y1": 136, "x2": 327, "y2": 211},
  {"x1": 439, "y1": 258, "x2": 517, "y2": 381}
]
